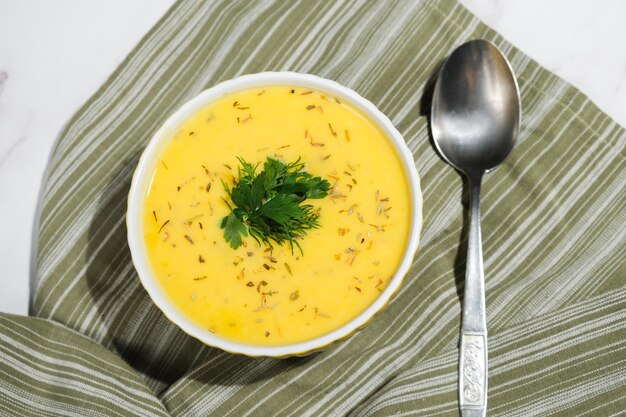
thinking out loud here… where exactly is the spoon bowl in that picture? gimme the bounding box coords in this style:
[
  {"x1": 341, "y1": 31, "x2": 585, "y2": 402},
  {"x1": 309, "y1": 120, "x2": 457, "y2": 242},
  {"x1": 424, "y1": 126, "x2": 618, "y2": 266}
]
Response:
[
  {"x1": 430, "y1": 39, "x2": 521, "y2": 417},
  {"x1": 431, "y1": 40, "x2": 520, "y2": 176}
]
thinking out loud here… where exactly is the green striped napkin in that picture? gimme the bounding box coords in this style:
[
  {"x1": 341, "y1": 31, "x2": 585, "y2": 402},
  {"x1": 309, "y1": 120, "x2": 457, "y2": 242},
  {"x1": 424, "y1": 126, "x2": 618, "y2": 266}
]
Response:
[{"x1": 2, "y1": 0, "x2": 625, "y2": 415}]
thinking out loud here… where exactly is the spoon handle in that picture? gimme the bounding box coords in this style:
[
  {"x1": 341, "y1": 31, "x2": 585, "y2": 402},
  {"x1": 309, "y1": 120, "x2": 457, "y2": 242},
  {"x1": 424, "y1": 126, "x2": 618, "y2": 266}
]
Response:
[{"x1": 459, "y1": 178, "x2": 488, "y2": 417}]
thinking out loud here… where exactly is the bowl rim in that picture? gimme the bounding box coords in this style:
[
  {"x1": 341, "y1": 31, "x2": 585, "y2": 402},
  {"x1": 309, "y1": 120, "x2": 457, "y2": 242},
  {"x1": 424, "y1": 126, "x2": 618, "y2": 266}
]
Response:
[{"x1": 127, "y1": 71, "x2": 422, "y2": 357}]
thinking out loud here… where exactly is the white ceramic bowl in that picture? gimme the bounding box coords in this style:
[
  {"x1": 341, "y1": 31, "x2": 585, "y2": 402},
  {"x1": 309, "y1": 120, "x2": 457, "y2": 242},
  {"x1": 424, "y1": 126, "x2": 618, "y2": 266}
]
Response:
[{"x1": 127, "y1": 72, "x2": 422, "y2": 357}]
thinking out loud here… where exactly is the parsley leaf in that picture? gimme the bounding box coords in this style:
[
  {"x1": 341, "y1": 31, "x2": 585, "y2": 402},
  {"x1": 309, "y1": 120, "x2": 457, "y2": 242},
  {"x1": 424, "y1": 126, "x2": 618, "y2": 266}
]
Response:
[
  {"x1": 220, "y1": 157, "x2": 330, "y2": 253},
  {"x1": 221, "y1": 212, "x2": 248, "y2": 249}
]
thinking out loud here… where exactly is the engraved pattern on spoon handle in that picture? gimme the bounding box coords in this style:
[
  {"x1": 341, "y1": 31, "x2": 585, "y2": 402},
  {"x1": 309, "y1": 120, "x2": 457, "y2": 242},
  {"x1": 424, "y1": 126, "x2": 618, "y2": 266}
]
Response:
[{"x1": 460, "y1": 178, "x2": 488, "y2": 417}]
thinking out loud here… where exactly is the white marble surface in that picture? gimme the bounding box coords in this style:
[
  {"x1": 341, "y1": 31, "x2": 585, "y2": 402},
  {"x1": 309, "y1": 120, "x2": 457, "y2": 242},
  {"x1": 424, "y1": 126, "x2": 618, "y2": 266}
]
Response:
[{"x1": 1, "y1": 1, "x2": 625, "y2": 316}]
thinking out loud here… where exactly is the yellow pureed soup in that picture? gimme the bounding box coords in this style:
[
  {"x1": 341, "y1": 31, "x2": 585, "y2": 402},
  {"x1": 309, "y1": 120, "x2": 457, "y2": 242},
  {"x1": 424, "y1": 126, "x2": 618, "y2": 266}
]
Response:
[{"x1": 143, "y1": 86, "x2": 410, "y2": 346}]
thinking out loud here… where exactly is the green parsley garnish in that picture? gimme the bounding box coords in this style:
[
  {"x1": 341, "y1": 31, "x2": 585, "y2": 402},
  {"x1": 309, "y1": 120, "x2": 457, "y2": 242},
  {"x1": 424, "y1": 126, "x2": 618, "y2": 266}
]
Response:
[{"x1": 220, "y1": 157, "x2": 330, "y2": 253}]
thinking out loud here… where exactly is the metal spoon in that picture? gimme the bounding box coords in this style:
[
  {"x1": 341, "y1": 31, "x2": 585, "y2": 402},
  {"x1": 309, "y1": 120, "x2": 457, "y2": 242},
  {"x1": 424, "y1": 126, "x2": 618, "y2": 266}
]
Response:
[{"x1": 430, "y1": 40, "x2": 521, "y2": 417}]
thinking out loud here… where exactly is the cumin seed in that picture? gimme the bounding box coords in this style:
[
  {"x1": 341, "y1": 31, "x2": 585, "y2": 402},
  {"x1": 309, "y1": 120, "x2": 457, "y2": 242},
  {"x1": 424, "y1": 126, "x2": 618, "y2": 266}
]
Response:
[
  {"x1": 328, "y1": 123, "x2": 337, "y2": 137},
  {"x1": 256, "y1": 280, "x2": 268, "y2": 293},
  {"x1": 349, "y1": 251, "x2": 358, "y2": 266},
  {"x1": 158, "y1": 220, "x2": 170, "y2": 233},
  {"x1": 177, "y1": 176, "x2": 196, "y2": 191}
]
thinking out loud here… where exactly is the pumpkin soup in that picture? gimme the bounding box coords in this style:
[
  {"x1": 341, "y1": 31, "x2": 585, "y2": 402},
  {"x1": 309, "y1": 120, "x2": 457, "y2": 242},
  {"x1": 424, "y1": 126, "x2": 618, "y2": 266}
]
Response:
[{"x1": 143, "y1": 86, "x2": 410, "y2": 345}]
